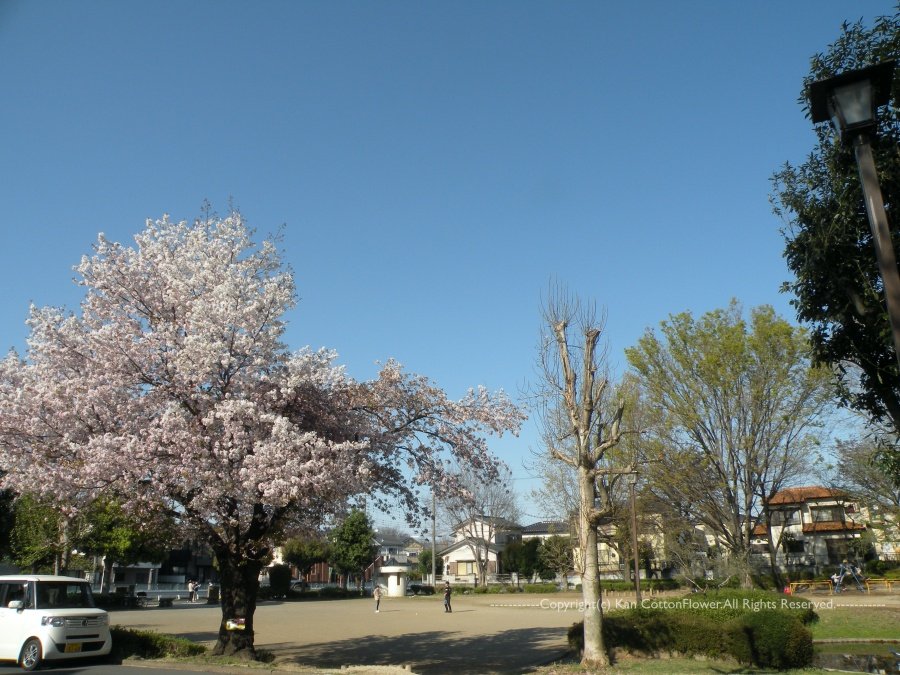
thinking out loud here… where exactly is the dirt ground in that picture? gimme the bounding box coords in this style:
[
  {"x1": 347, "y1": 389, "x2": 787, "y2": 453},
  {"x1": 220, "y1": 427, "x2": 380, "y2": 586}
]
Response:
[
  {"x1": 112, "y1": 591, "x2": 584, "y2": 674},
  {"x1": 109, "y1": 589, "x2": 900, "y2": 674}
]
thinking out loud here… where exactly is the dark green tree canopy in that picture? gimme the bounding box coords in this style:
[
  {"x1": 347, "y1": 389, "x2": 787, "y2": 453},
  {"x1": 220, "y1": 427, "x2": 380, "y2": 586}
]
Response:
[
  {"x1": 329, "y1": 510, "x2": 375, "y2": 581},
  {"x1": 281, "y1": 535, "x2": 331, "y2": 578},
  {"x1": 772, "y1": 10, "x2": 900, "y2": 439}
]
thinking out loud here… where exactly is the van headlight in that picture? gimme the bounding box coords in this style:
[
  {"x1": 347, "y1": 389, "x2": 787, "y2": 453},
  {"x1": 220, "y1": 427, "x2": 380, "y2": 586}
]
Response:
[
  {"x1": 41, "y1": 616, "x2": 66, "y2": 627},
  {"x1": 96, "y1": 614, "x2": 108, "y2": 625}
]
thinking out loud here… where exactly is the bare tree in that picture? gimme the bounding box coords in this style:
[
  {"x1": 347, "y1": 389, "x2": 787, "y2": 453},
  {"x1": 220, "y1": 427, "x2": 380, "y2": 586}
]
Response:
[
  {"x1": 532, "y1": 288, "x2": 627, "y2": 668},
  {"x1": 441, "y1": 463, "x2": 520, "y2": 586}
]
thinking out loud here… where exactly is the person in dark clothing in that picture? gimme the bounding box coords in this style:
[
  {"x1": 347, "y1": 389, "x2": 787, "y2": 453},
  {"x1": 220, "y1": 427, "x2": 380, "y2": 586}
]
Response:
[{"x1": 443, "y1": 582, "x2": 452, "y2": 613}]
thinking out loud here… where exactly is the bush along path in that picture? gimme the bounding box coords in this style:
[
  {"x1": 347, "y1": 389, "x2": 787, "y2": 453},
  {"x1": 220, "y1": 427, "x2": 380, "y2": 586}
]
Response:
[{"x1": 567, "y1": 589, "x2": 817, "y2": 670}]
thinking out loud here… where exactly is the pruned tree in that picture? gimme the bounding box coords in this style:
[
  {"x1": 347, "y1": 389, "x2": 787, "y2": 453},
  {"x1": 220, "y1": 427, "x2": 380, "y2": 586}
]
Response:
[
  {"x1": 626, "y1": 301, "x2": 835, "y2": 587},
  {"x1": 441, "y1": 462, "x2": 520, "y2": 586},
  {"x1": 0, "y1": 211, "x2": 523, "y2": 659},
  {"x1": 533, "y1": 289, "x2": 627, "y2": 668},
  {"x1": 530, "y1": 373, "x2": 652, "y2": 580}
]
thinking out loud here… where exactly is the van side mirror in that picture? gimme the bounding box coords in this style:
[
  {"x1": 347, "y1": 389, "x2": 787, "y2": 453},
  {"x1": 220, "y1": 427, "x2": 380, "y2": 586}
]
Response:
[{"x1": 7, "y1": 600, "x2": 24, "y2": 610}]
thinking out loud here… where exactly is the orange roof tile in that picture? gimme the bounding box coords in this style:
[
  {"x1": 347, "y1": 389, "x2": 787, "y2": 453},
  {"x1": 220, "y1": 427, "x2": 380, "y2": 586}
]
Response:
[
  {"x1": 802, "y1": 521, "x2": 866, "y2": 533},
  {"x1": 768, "y1": 486, "x2": 849, "y2": 505}
]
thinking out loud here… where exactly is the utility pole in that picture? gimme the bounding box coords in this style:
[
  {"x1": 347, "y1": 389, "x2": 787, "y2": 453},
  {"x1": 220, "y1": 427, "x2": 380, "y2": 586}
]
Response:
[{"x1": 431, "y1": 490, "x2": 437, "y2": 585}]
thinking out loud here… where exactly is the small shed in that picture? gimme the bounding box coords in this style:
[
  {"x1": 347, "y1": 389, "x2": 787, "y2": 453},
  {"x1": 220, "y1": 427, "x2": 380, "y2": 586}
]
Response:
[{"x1": 379, "y1": 564, "x2": 410, "y2": 597}]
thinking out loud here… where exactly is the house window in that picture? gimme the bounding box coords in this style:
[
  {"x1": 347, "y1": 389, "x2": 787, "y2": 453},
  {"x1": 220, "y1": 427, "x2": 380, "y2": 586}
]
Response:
[
  {"x1": 810, "y1": 507, "x2": 842, "y2": 523},
  {"x1": 825, "y1": 538, "x2": 850, "y2": 564},
  {"x1": 784, "y1": 540, "x2": 805, "y2": 554}
]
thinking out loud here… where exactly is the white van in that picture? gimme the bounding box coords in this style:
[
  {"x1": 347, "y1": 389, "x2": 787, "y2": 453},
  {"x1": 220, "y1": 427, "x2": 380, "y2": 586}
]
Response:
[{"x1": 0, "y1": 575, "x2": 112, "y2": 671}]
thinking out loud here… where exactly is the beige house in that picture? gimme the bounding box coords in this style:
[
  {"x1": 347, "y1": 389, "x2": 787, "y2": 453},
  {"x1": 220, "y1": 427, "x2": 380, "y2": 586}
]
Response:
[
  {"x1": 750, "y1": 486, "x2": 871, "y2": 571},
  {"x1": 439, "y1": 516, "x2": 520, "y2": 583}
]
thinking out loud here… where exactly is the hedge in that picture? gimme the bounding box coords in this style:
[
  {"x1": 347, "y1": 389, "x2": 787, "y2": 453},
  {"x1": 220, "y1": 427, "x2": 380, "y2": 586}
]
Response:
[{"x1": 567, "y1": 589, "x2": 815, "y2": 670}]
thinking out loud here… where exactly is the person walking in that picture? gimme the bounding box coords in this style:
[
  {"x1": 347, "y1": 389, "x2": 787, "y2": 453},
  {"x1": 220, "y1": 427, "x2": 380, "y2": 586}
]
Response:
[
  {"x1": 373, "y1": 584, "x2": 382, "y2": 613},
  {"x1": 443, "y1": 581, "x2": 452, "y2": 613}
]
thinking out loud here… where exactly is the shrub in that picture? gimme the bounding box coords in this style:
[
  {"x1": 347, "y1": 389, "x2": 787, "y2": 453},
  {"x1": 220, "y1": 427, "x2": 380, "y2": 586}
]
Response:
[
  {"x1": 110, "y1": 627, "x2": 206, "y2": 659},
  {"x1": 408, "y1": 584, "x2": 435, "y2": 595},
  {"x1": 736, "y1": 610, "x2": 813, "y2": 669},
  {"x1": 568, "y1": 608, "x2": 742, "y2": 661},
  {"x1": 601, "y1": 578, "x2": 680, "y2": 593},
  {"x1": 268, "y1": 564, "x2": 292, "y2": 598},
  {"x1": 523, "y1": 583, "x2": 559, "y2": 593},
  {"x1": 867, "y1": 559, "x2": 900, "y2": 576},
  {"x1": 665, "y1": 588, "x2": 817, "y2": 625},
  {"x1": 316, "y1": 586, "x2": 356, "y2": 599},
  {"x1": 566, "y1": 591, "x2": 815, "y2": 668}
]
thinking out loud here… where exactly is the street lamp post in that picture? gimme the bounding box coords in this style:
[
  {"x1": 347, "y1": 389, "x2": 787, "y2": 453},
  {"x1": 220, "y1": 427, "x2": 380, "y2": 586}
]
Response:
[
  {"x1": 808, "y1": 61, "x2": 900, "y2": 371},
  {"x1": 628, "y1": 472, "x2": 641, "y2": 604}
]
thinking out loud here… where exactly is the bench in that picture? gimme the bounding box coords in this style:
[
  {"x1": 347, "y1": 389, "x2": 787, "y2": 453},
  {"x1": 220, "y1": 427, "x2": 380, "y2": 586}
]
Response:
[{"x1": 789, "y1": 581, "x2": 835, "y2": 594}]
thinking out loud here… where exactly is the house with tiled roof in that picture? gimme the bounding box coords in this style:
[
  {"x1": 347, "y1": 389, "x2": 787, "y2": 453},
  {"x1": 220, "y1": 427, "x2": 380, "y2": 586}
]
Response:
[
  {"x1": 439, "y1": 516, "x2": 521, "y2": 584},
  {"x1": 521, "y1": 521, "x2": 570, "y2": 541},
  {"x1": 749, "y1": 486, "x2": 869, "y2": 572}
]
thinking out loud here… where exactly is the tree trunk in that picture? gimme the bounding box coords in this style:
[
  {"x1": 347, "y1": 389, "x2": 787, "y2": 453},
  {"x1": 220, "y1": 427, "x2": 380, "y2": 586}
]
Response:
[
  {"x1": 762, "y1": 525, "x2": 785, "y2": 589},
  {"x1": 579, "y1": 467, "x2": 608, "y2": 668},
  {"x1": 100, "y1": 557, "x2": 115, "y2": 595},
  {"x1": 212, "y1": 550, "x2": 263, "y2": 659}
]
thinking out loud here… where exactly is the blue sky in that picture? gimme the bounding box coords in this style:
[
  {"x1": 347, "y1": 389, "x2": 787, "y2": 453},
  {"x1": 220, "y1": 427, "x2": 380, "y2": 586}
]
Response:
[{"x1": 1, "y1": 1, "x2": 893, "y2": 526}]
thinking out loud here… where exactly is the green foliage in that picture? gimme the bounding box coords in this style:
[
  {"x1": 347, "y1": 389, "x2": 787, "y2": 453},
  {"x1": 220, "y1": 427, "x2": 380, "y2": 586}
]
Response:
[
  {"x1": 569, "y1": 609, "x2": 744, "y2": 661},
  {"x1": 407, "y1": 583, "x2": 434, "y2": 595},
  {"x1": 771, "y1": 10, "x2": 900, "y2": 484},
  {"x1": 267, "y1": 564, "x2": 291, "y2": 598},
  {"x1": 329, "y1": 510, "x2": 375, "y2": 584},
  {"x1": 523, "y1": 582, "x2": 559, "y2": 593},
  {"x1": 110, "y1": 627, "x2": 206, "y2": 659},
  {"x1": 626, "y1": 302, "x2": 834, "y2": 568},
  {"x1": 0, "y1": 486, "x2": 14, "y2": 560},
  {"x1": 10, "y1": 494, "x2": 62, "y2": 570},
  {"x1": 601, "y1": 579, "x2": 680, "y2": 593},
  {"x1": 866, "y1": 559, "x2": 900, "y2": 575},
  {"x1": 538, "y1": 534, "x2": 572, "y2": 582},
  {"x1": 78, "y1": 497, "x2": 175, "y2": 566},
  {"x1": 503, "y1": 538, "x2": 549, "y2": 578},
  {"x1": 735, "y1": 610, "x2": 814, "y2": 669},
  {"x1": 416, "y1": 549, "x2": 443, "y2": 578},
  {"x1": 281, "y1": 535, "x2": 331, "y2": 577},
  {"x1": 567, "y1": 594, "x2": 814, "y2": 669}
]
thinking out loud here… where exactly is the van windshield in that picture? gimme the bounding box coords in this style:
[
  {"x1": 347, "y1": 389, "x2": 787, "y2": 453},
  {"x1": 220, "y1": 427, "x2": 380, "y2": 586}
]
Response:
[{"x1": 34, "y1": 582, "x2": 96, "y2": 609}]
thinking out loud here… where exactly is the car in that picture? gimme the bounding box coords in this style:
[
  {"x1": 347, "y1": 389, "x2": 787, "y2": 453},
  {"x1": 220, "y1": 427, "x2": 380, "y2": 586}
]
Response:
[{"x1": 0, "y1": 574, "x2": 113, "y2": 671}]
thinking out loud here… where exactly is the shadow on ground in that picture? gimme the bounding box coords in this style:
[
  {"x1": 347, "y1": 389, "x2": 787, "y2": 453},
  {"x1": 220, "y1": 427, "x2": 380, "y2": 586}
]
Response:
[{"x1": 269, "y1": 626, "x2": 569, "y2": 674}]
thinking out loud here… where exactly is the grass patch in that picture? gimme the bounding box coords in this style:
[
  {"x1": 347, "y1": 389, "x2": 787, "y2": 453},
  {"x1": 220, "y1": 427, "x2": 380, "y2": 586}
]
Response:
[
  {"x1": 536, "y1": 655, "x2": 827, "y2": 673},
  {"x1": 110, "y1": 626, "x2": 206, "y2": 659},
  {"x1": 810, "y1": 605, "x2": 900, "y2": 640}
]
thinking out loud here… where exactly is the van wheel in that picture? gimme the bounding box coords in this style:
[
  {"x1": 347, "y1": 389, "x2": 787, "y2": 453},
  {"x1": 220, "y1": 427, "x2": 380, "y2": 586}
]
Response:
[{"x1": 19, "y1": 638, "x2": 42, "y2": 671}]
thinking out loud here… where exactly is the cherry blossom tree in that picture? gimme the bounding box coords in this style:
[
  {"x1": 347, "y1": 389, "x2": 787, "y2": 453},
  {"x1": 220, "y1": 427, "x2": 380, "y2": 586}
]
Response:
[{"x1": 0, "y1": 212, "x2": 523, "y2": 659}]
